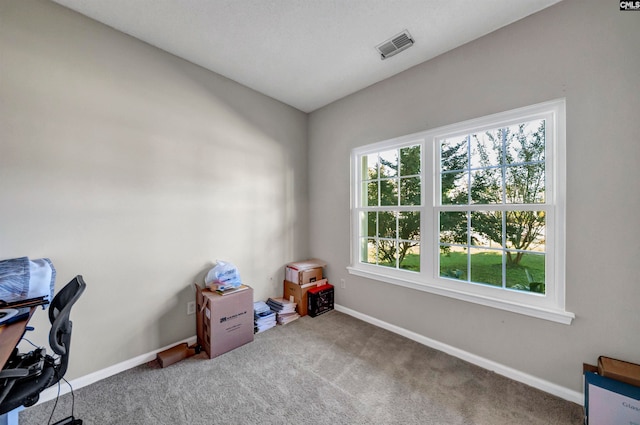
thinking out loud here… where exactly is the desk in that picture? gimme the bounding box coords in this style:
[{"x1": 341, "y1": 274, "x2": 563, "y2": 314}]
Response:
[
  {"x1": 0, "y1": 309, "x2": 35, "y2": 367},
  {"x1": 0, "y1": 308, "x2": 35, "y2": 425}
]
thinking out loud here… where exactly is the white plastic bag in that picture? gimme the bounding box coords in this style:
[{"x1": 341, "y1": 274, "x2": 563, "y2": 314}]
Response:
[{"x1": 204, "y1": 260, "x2": 241, "y2": 289}]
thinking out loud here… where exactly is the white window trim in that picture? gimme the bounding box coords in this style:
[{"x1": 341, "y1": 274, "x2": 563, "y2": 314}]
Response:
[{"x1": 349, "y1": 99, "x2": 574, "y2": 325}]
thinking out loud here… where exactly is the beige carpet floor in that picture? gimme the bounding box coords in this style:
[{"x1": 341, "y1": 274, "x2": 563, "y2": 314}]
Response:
[{"x1": 20, "y1": 311, "x2": 583, "y2": 424}]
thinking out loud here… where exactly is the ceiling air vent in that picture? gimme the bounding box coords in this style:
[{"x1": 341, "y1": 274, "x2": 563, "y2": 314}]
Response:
[{"x1": 376, "y1": 30, "x2": 414, "y2": 60}]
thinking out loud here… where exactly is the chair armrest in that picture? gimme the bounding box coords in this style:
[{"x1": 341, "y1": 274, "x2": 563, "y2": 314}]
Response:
[{"x1": 0, "y1": 368, "x2": 29, "y2": 379}]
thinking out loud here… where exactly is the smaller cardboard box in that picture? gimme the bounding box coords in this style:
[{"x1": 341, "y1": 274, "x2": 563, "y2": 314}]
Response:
[
  {"x1": 285, "y1": 259, "x2": 326, "y2": 285},
  {"x1": 283, "y1": 279, "x2": 327, "y2": 316},
  {"x1": 195, "y1": 284, "x2": 254, "y2": 359},
  {"x1": 307, "y1": 283, "x2": 334, "y2": 318},
  {"x1": 598, "y1": 356, "x2": 640, "y2": 388}
]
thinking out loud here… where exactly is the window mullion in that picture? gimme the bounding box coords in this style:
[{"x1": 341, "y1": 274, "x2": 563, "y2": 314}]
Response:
[
  {"x1": 394, "y1": 212, "x2": 399, "y2": 268},
  {"x1": 375, "y1": 211, "x2": 380, "y2": 266},
  {"x1": 502, "y1": 211, "x2": 507, "y2": 289},
  {"x1": 424, "y1": 138, "x2": 434, "y2": 279},
  {"x1": 501, "y1": 128, "x2": 507, "y2": 289},
  {"x1": 466, "y1": 135, "x2": 472, "y2": 205}
]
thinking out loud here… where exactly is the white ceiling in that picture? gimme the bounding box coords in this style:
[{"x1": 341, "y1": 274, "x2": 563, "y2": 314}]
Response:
[{"x1": 51, "y1": 0, "x2": 562, "y2": 113}]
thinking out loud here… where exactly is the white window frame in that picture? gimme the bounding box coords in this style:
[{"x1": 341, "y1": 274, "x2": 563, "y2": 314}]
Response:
[{"x1": 348, "y1": 99, "x2": 573, "y2": 324}]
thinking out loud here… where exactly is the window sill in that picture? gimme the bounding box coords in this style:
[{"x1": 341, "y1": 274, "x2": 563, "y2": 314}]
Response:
[{"x1": 347, "y1": 266, "x2": 575, "y2": 325}]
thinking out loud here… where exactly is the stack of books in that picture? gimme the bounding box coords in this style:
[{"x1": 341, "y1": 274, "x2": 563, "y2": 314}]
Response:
[
  {"x1": 253, "y1": 301, "x2": 276, "y2": 333},
  {"x1": 266, "y1": 297, "x2": 300, "y2": 325}
]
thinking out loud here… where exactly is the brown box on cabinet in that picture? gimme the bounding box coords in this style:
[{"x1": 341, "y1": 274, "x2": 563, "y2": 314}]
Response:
[
  {"x1": 195, "y1": 284, "x2": 254, "y2": 359},
  {"x1": 284, "y1": 259, "x2": 326, "y2": 285}
]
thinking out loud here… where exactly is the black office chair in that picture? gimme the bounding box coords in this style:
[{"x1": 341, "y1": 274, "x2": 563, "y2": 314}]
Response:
[{"x1": 0, "y1": 275, "x2": 86, "y2": 415}]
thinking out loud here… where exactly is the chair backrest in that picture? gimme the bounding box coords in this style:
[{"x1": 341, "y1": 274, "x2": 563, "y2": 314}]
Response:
[
  {"x1": 0, "y1": 276, "x2": 86, "y2": 415},
  {"x1": 48, "y1": 276, "x2": 86, "y2": 358}
]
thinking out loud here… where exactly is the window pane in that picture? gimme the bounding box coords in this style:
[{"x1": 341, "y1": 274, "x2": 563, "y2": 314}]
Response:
[
  {"x1": 400, "y1": 244, "x2": 420, "y2": 272},
  {"x1": 439, "y1": 211, "x2": 467, "y2": 244},
  {"x1": 363, "y1": 211, "x2": 376, "y2": 237},
  {"x1": 379, "y1": 149, "x2": 398, "y2": 177},
  {"x1": 506, "y1": 252, "x2": 545, "y2": 294},
  {"x1": 380, "y1": 179, "x2": 398, "y2": 206},
  {"x1": 440, "y1": 248, "x2": 466, "y2": 281},
  {"x1": 504, "y1": 120, "x2": 545, "y2": 166},
  {"x1": 470, "y1": 211, "x2": 502, "y2": 248},
  {"x1": 363, "y1": 153, "x2": 379, "y2": 179},
  {"x1": 470, "y1": 130, "x2": 502, "y2": 169},
  {"x1": 361, "y1": 238, "x2": 377, "y2": 264},
  {"x1": 470, "y1": 168, "x2": 502, "y2": 204},
  {"x1": 505, "y1": 210, "x2": 546, "y2": 252},
  {"x1": 378, "y1": 211, "x2": 396, "y2": 238},
  {"x1": 440, "y1": 137, "x2": 468, "y2": 172},
  {"x1": 377, "y1": 239, "x2": 397, "y2": 268},
  {"x1": 399, "y1": 211, "x2": 420, "y2": 241},
  {"x1": 469, "y1": 248, "x2": 502, "y2": 287},
  {"x1": 400, "y1": 145, "x2": 421, "y2": 176},
  {"x1": 400, "y1": 177, "x2": 421, "y2": 205},
  {"x1": 367, "y1": 181, "x2": 378, "y2": 206},
  {"x1": 505, "y1": 163, "x2": 545, "y2": 204},
  {"x1": 441, "y1": 171, "x2": 468, "y2": 205}
]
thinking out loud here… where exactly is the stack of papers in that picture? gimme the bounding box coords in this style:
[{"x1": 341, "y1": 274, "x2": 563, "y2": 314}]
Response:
[
  {"x1": 266, "y1": 297, "x2": 296, "y2": 313},
  {"x1": 266, "y1": 297, "x2": 300, "y2": 325},
  {"x1": 276, "y1": 312, "x2": 300, "y2": 325},
  {"x1": 253, "y1": 301, "x2": 276, "y2": 333}
]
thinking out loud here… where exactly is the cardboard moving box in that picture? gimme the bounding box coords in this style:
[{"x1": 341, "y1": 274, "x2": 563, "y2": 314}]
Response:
[
  {"x1": 195, "y1": 284, "x2": 254, "y2": 359},
  {"x1": 598, "y1": 356, "x2": 640, "y2": 388},
  {"x1": 285, "y1": 259, "x2": 326, "y2": 285},
  {"x1": 283, "y1": 279, "x2": 327, "y2": 316}
]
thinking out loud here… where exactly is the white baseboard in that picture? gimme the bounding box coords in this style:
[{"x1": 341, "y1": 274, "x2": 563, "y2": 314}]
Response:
[
  {"x1": 334, "y1": 304, "x2": 583, "y2": 405},
  {"x1": 37, "y1": 336, "x2": 197, "y2": 405},
  {"x1": 37, "y1": 306, "x2": 583, "y2": 407}
]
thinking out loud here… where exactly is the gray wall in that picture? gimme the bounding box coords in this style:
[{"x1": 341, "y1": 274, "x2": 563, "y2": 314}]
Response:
[
  {"x1": 308, "y1": 0, "x2": 640, "y2": 394},
  {"x1": 1, "y1": 0, "x2": 308, "y2": 380}
]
